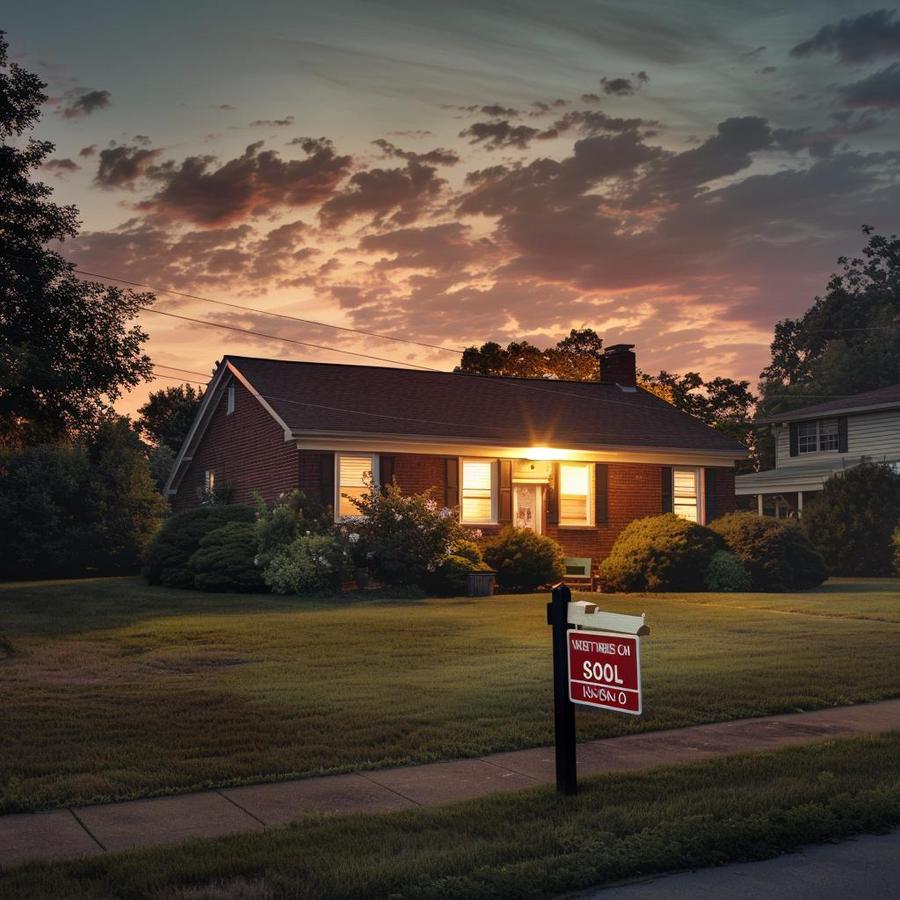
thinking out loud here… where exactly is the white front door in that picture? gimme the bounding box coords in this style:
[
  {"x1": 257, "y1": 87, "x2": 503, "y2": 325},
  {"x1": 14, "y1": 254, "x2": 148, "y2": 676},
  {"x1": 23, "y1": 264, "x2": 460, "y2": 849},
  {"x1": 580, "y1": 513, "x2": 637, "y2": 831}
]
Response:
[{"x1": 513, "y1": 483, "x2": 543, "y2": 533}]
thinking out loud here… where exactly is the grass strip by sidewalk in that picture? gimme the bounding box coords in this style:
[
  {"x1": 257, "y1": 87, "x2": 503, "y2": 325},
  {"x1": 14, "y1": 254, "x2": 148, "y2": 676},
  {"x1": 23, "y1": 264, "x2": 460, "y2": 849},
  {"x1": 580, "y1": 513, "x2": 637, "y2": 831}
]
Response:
[{"x1": 2, "y1": 732, "x2": 899, "y2": 900}]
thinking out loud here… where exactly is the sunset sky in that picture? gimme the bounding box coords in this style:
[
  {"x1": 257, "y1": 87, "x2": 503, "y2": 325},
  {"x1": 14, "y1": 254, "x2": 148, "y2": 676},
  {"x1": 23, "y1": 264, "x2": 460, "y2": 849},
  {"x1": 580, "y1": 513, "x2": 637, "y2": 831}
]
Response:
[{"x1": 7, "y1": 1, "x2": 900, "y2": 413}]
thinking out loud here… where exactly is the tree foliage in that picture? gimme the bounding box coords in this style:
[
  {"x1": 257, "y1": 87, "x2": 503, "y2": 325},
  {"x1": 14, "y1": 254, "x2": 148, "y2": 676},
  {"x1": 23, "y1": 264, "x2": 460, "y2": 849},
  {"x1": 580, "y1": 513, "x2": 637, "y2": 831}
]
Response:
[
  {"x1": 759, "y1": 227, "x2": 900, "y2": 417},
  {"x1": 0, "y1": 32, "x2": 154, "y2": 447},
  {"x1": 0, "y1": 418, "x2": 166, "y2": 579},
  {"x1": 136, "y1": 384, "x2": 203, "y2": 452},
  {"x1": 802, "y1": 461, "x2": 900, "y2": 577}
]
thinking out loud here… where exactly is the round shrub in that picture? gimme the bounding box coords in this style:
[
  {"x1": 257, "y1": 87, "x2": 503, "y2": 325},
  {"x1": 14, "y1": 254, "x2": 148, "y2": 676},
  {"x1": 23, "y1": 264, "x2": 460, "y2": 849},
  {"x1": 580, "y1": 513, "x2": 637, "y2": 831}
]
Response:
[
  {"x1": 422, "y1": 539, "x2": 491, "y2": 597},
  {"x1": 142, "y1": 504, "x2": 256, "y2": 588},
  {"x1": 263, "y1": 533, "x2": 351, "y2": 594},
  {"x1": 188, "y1": 522, "x2": 265, "y2": 593},
  {"x1": 802, "y1": 462, "x2": 900, "y2": 577},
  {"x1": 483, "y1": 526, "x2": 565, "y2": 592},
  {"x1": 704, "y1": 549, "x2": 752, "y2": 592},
  {"x1": 711, "y1": 512, "x2": 826, "y2": 591},
  {"x1": 598, "y1": 513, "x2": 724, "y2": 592}
]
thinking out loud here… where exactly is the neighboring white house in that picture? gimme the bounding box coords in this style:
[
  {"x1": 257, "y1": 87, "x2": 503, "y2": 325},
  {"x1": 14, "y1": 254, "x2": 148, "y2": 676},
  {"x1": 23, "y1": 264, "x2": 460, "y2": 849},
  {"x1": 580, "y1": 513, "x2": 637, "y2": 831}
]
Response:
[{"x1": 736, "y1": 384, "x2": 900, "y2": 517}]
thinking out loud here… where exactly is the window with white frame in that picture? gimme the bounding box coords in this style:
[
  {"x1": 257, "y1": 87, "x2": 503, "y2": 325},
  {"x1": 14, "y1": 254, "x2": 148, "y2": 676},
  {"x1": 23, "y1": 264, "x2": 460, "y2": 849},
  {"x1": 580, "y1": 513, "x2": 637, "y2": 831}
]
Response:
[
  {"x1": 798, "y1": 418, "x2": 840, "y2": 453},
  {"x1": 336, "y1": 453, "x2": 377, "y2": 519},
  {"x1": 673, "y1": 467, "x2": 700, "y2": 522},
  {"x1": 226, "y1": 383, "x2": 235, "y2": 415},
  {"x1": 460, "y1": 459, "x2": 497, "y2": 524},
  {"x1": 558, "y1": 462, "x2": 593, "y2": 526}
]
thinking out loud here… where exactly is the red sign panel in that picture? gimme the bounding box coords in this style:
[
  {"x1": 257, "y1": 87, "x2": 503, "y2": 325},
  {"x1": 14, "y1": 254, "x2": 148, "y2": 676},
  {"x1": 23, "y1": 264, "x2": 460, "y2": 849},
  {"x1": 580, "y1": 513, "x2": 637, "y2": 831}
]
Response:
[{"x1": 567, "y1": 630, "x2": 642, "y2": 715}]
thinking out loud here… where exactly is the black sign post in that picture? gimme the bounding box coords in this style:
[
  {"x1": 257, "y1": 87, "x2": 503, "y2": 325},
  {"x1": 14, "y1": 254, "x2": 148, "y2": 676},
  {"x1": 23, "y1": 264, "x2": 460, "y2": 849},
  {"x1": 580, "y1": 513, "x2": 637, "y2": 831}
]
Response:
[{"x1": 547, "y1": 582, "x2": 577, "y2": 795}]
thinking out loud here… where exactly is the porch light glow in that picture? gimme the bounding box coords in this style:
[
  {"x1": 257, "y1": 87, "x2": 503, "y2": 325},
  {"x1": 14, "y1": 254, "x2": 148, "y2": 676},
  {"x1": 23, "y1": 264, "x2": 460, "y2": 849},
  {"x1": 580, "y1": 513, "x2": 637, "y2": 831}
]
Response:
[{"x1": 525, "y1": 446, "x2": 557, "y2": 461}]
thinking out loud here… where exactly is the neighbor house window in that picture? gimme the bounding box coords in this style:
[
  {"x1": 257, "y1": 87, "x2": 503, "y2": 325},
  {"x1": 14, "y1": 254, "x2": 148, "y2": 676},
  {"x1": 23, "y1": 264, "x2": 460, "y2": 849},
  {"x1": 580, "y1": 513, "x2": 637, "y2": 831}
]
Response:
[
  {"x1": 798, "y1": 418, "x2": 840, "y2": 453},
  {"x1": 460, "y1": 459, "x2": 497, "y2": 524},
  {"x1": 226, "y1": 383, "x2": 235, "y2": 415},
  {"x1": 673, "y1": 467, "x2": 700, "y2": 522},
  {"x1": 203, "y1": 469, "x2": 216, "y2": 494},
  {"x1": 558, "y1": 462, "x2": 593, "y2": 526},
  {"x1": 336, "y1": 453, "x2": 377, "y2": 519}
]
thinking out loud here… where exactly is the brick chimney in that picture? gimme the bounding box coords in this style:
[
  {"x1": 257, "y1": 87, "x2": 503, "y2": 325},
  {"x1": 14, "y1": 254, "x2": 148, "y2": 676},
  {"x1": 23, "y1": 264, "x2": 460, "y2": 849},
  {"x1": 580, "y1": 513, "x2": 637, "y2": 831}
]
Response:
[{"x1": 601, "y1": 344, "x2": 636, "y2": 386}]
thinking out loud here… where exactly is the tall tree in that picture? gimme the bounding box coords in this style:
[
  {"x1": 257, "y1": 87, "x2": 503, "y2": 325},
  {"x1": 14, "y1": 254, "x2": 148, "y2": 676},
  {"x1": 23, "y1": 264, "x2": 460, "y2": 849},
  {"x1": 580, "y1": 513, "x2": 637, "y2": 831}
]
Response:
[
  {"x1": 456, "y1": 328, "x2": 603, "y2": 380},
  {"x1": 136, "y1": 384, "x2": 203, "y2": 452},
  {"x1": 759, "y1": 227, "x2": 900, "y2": 417},
  {"x1": 0, "y1": 32, "x2": 154, "y2": 447}
]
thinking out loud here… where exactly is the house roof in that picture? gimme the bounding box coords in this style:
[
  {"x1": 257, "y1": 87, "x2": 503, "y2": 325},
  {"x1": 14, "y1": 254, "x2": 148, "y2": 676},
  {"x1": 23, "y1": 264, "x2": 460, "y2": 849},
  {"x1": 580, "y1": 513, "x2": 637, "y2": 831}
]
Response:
[
  {"x1": 735, "y1": 457, "x2": 865, "y2": 494},
  {"x1": 224, "y1": 355, "x2": 744, "y2": 454},
  {"x1": 759, "y1": 383, "x2": 900, "y2": 424}
]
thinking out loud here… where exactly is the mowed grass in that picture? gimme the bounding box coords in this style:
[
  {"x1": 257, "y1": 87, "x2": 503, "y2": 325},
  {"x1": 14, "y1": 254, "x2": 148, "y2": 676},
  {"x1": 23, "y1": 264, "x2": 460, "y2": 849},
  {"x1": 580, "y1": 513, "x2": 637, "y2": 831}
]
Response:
[
  {"x1": 1, "y1": 577, "x2": 899, "y2": 813},
  {"x1": 2, "y1": 734, "x2": 899, "y2": 899}
]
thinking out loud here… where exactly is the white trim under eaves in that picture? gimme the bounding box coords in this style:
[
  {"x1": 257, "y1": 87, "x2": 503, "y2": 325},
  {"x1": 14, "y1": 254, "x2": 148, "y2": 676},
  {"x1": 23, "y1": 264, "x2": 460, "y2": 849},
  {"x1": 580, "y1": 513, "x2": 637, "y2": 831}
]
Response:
[
  {"x1": 162, "y1": 358, "x2": 294, "y2": 497},
  {"x1": 293, "y1": 432, "x2": 743, "y2": 468}
]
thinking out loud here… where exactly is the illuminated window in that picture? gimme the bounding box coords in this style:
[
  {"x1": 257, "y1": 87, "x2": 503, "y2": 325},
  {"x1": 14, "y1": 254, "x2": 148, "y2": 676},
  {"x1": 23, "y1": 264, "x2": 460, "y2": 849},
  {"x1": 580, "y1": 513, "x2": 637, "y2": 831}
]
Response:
[
  {"x1": 559, "y1": 462, "x2": 593, "y2": 526},
  {"x1": 336, "y1": 454, "x2": 377, "y2": 519},
  {"x1": 203, "y1": 469, "x2": 216, "y2": 494},
  {"x1": 673, "y1": 467, "x2": 700, "y2": 522},
  {"x1": 226, "y1": 383, "x2": 235, "y2": 415},
  {"x1": 461, "y1": 459, "x2": 497, "y2": 523}
]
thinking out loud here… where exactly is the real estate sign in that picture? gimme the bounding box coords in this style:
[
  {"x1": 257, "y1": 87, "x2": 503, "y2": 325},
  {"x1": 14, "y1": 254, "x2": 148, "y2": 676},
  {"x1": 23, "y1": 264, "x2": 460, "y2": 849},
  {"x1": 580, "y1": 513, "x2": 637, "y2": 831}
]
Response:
[{"x1": 567, "y1": 629, "x2": 641, "y2": 715}]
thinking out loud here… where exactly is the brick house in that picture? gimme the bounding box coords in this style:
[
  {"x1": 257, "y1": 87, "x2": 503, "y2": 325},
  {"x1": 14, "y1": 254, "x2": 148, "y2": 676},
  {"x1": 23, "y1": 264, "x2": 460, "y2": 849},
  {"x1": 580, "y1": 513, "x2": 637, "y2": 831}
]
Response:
[{"x1": 164, "y1": 346, "x2": 744, "y2": 575}]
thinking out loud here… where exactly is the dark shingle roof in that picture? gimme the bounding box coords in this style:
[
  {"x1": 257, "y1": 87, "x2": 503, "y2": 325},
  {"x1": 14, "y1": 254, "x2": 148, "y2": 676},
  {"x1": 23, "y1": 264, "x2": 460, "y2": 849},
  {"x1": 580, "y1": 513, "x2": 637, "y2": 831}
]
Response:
[
  {"x1": 760, "y1": 383, "x2": 900, "y2": 423},
  {"x1": 226, "y1": 356, "x2": 743, "y2": 454}
]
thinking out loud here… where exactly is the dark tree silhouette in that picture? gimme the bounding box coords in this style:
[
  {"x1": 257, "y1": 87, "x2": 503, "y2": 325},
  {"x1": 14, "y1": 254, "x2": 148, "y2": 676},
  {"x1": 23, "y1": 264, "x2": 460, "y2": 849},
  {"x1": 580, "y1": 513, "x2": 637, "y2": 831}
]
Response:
[
  {"x1": 0, "y1": 32, "x2": 154, "y2": 447},
  {"x1": 136, "y1": 383, "x2": 204, "y2": 453}
]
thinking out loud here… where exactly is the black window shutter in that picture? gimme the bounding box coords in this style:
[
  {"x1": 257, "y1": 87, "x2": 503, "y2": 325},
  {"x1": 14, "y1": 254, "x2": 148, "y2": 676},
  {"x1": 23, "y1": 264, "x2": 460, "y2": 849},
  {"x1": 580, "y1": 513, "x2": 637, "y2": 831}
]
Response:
[
  {"x1": 547, "y1": 462, "x2": 560, "y2": 525},
  {"x1": 595, "y1": 463, "x2": 609, "y2": 524},
  {"x1": 498, "y1": 459, "x2": 512, "y2": 524},
  {"x1": 838, "y1": 417, "x2": 848, "y2": 453},
  {"x1": 704, "y1": 468, "x2": 717, "y2": 524},
  {"x1": 379, "y1": 455, "x2": 395, "y2": 492},
  {"x1": 444, "y1": 457, "x2": 458, "y2": 509},
  {"x1": 661, "y1": 466, "x2": 673, "y2": 513},
  {"x1": 319, "y1": 452, "x2": 335, "y2": 510},
  {"x1": 789, "y1": 422, "x2": 799, "y2": 457}
]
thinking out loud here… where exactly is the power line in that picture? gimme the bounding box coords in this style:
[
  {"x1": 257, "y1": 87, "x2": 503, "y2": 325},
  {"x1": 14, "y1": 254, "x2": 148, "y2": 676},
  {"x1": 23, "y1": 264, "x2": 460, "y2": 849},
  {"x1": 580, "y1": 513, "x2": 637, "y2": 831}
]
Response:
[
  {"x1": 153, "y1": 364, "x2": 212, "y2": 379},
  {"x1": 73, "y1": 268, "x2": 464, "y2": 355},
  {"x1": 140, "y1": 306, "x2": 444, "y2": 371}
]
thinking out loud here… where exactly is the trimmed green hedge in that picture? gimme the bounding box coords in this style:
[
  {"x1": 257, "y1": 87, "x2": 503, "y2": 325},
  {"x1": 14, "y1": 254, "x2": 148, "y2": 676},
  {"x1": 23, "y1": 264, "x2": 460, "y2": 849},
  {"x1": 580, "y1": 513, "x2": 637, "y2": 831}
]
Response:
[
  {"x1": 598, "y1": 513, "x2": 724, "y2": 592},
  {"x1": 188, "y1": 522, "x2": 265, "y2": 592},
  {"x1": 483, "y1": 526, "x2": 565, "y2": 592},
  {"x1": 142, "y1": 505, "x2": 256, "y2": 588},
  {"x1": 711, "y1": 512, "x2": 826, "y2": 591}
]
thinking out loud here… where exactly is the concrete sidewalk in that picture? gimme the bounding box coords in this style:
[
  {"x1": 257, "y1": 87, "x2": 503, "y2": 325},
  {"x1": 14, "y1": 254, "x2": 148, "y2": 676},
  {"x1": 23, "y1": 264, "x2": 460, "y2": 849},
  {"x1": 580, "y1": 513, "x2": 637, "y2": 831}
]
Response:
[{"x1": 2, "y1": 700, "x2": 899, "y2": 870}]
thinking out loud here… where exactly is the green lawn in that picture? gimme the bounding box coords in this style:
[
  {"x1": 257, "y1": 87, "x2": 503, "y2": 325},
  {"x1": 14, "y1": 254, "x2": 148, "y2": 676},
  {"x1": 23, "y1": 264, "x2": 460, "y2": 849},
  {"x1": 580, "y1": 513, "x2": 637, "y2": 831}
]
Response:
[
  {"x1": 1, "y1": 734, "x2": 898, "y2": 899},
  {"x1": 1, "y1": 577, "x2": 899, "y2": 814}
]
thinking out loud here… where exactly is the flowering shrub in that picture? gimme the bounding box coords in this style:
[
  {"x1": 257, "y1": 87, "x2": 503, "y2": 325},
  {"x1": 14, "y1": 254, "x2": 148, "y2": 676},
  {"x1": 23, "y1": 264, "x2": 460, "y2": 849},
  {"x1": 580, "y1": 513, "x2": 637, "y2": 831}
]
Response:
[
  {"x1": 263, "y1": 533, "x2": 351, "y2": 594},
  {"x1": 422, "y1": 538, "x2": 492, "y2": 596},
  {"x1": 347, "y1": 478, "x2": 466, "y2": 585},
  {"x1": 254, "y1": 490, "x2": 333, "y2": 568}
]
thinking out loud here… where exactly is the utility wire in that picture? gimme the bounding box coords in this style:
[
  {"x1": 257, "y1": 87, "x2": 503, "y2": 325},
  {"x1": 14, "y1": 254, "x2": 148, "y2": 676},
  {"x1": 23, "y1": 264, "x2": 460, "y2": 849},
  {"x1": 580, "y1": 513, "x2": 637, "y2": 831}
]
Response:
[{"x1": 73, "y1": 268, "x2": 464, "y2": 355}]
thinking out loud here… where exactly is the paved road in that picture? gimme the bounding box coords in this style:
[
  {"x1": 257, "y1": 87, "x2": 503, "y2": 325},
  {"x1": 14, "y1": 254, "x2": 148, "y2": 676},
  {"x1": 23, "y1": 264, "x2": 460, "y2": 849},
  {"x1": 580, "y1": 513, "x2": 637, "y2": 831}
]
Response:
[{"x1": 585, "y1": 831, "x2": 900, "y2": 899}]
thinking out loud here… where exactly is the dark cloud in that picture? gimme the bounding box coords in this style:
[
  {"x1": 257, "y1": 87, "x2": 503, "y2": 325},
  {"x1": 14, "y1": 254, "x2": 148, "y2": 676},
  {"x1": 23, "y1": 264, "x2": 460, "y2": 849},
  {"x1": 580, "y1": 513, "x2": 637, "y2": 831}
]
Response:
[
  {"x1": 388, "y1": 129, "x2": 433, "y2": 138},
  {"x1": 44, "y1": 157, "x2": 80, "y2": 175},
  {"x1": 791, "y1": 9, "x2": 900, "y2": 63},
  {"x1": 60, "y1": 88, "x2": 111, "y2": 118},
  {"x1": 68, "y1": 217, "x2": 317, "y2": 292},
  {"x1": 459, "y1": 120, "x2": 540, "y2": 149},
  {"x1": 479, "y1": 104, "x2": 519, "y2": 117},
  {"x1": 216, "y1": 104, "x2": 236, "y2": 110},
  {"x1": 759, "y1": 66, "x2": 777, "y2": 74},
  {"x1": 774, "y1": 114, "x2": 881, "y2": 158},
  {"x1": 359, "y1": 223, "x2": 484, "y2": 271},
  {"x1": 78, "y1": 144, "x2": 97, "y2": 157},
  {"x1": 580, "y1": 93, "x2": 601, "y2": 103},
  {"x1": 633, "y1": 116, "x2": 772, "y2": 201},
  {"x1": 600, "y1": 72, "x2": 649, "y2": 96},
  {"x1": 95, "y1": 143, "x2": 163, "y2": 189},
  {"x1": 319, "y1": 160, "x2": 445, "y2": 228},
  {"x1": 371, "y1": 138, "x2": 459, "y2": 166},
  {"x1": 250, "y1": 116, "x2": 295, "y2": 127},
  {"x1": 537, "y1": 109, "x2": 652, "y2": 141},
  {"x1": 839, "y1": 62, "x2": 900, "y2": 108},
  {"x1": 139, "y1": 138, "x2": 352, "y2": 226}
]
